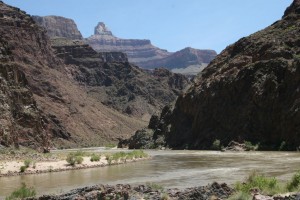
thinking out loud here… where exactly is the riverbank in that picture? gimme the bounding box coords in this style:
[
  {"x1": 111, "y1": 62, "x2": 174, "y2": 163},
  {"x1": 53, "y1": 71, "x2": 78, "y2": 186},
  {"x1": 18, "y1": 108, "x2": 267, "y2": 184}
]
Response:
[
  {"x1": 0, "y1": 149, "x2": 149, "y2": 177},
  {"x1": 26, "y1": 182, "x2": 234, "y2": 200}
]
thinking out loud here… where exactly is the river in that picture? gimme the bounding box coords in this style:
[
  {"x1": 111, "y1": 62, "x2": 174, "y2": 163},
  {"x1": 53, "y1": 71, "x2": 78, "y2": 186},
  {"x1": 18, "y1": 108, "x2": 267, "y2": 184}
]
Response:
[{"x1": 0, "y1": 150, "x2": 300, "y2": 199}]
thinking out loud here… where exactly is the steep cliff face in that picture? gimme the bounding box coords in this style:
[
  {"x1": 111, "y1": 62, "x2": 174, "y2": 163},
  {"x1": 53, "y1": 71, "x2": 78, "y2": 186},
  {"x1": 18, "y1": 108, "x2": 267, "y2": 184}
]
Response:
[
  {"x1": 52, "y1": 38, "x2": 190, "y2": 120},
  {"x1": 129, "y1": 0, "x2": 300, "y2": 150},
  {"x1": 85, "y1": 22, "x2": 216, "y2": 72},
  {"x1": 32, "y1": 16, "x2": 83, "y2": 40},
  {"x1": 0, "y1": 2, "x2": 148, "y2": 149},
  {"x1": 0, "y1": 3, "x2": 54, "y2": 150}
]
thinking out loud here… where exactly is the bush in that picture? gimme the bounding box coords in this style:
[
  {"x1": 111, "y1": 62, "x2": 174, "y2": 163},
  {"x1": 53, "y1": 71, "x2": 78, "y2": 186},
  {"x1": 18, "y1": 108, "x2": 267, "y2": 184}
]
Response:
[
  {"x1": 244, "y1": 141, "x2": 259, "y2": 151},
  {"x1": 90, "y1": 153, "x2": 100, "y2": 162},
  {"x1": 5, "y1": 183, "x2": 36, "y2": 200},
  {"x1": 286, "y1": 171, "x2": 300, "y2": 191},
  {"x1": 235, "y1": 171, "x2": 279, "y2": 194},
  {"x1": 24, "y1": 159, "x2": 31, "y2": 168},
  {"x1": 66, "y1": 153, "x2": 83, "y2": 166},
  {"x1": 75, "y1": 156, "x2": 83, "y2": 164},
  {"x1": 211, "y1": 139, "x2": 221, "y2": 150},
  {"x1": 19, "y1": 166, "x2": 27, "y2": 173}
]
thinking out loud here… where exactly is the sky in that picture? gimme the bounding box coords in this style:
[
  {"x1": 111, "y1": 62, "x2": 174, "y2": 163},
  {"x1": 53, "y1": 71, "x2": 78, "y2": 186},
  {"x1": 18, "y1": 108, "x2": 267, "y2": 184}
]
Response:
[{"x1": 3, "y1": 0, "x2": 293, "y2": 53}]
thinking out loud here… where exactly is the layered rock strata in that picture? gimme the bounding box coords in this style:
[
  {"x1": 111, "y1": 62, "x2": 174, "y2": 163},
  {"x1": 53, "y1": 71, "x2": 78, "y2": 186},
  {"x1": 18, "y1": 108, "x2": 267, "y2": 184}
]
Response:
[
  {"x1": 86, "y1": 22, "x2": 217, "y2": 72},
  {"x1": 32, "y1": 15, "x2": 83, "y2": 40}
]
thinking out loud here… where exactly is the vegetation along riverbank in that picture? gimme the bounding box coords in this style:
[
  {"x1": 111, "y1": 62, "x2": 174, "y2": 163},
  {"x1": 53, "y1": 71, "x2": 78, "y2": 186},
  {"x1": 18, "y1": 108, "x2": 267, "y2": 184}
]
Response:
[{"x1": 0, "y1": 148, "x2": 149, "y2": 177}]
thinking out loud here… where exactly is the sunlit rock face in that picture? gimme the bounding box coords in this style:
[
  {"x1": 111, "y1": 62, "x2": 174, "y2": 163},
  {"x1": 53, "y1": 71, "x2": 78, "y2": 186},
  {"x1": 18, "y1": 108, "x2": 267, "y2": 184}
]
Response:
[{"x1": 32, "y1": 15, "x2": 83, "y2": 40}]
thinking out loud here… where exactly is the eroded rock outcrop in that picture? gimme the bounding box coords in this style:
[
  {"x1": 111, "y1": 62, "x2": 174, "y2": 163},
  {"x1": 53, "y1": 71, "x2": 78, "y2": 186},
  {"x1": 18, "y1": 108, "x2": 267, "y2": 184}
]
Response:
[{"x1": 124, "y1": 0, "x2": 300, "y2": 150}]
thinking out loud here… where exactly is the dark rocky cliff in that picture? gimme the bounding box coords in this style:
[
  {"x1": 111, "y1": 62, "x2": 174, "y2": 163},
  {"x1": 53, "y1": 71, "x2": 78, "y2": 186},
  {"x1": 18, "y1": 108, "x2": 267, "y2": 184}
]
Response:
[
  {"x1": 124, "y1": 0, "x2": 300, "y2": 150},
  {"x1": 0, "y1": 2, "x2": 59, "y2": 150},
  {"x1": 52, "y1": 38, "x2": 190, "y2": 119},
  {"x1": 32, "y1": 16, "x2": 83, "y2": 40}
]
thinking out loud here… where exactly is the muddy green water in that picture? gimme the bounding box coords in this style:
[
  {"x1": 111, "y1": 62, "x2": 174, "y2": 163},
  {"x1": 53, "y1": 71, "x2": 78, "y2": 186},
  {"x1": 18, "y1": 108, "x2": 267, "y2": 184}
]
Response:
[{"x1": 1, "y1": 150, "x2": 300, "y2": 199}]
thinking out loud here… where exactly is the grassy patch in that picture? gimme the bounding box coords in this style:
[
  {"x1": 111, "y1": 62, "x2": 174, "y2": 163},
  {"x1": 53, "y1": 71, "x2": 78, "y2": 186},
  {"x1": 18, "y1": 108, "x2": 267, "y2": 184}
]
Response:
[
  {"x1": 5, "y1": 183, "x2": 36, "y2": 200},
  {"x1": 146, "y1": 182, "x2": 164, "y2": 192},
  {"x1": 230, "y1": 171, "x2": 300, "y2": 199},
  {"x1": 90, "y1": 153, "x2": 101, "y2": 162},
  {"x1": 105, "y1": 150, "x2": 148, "y2": 165},
  {"x1": 286, "y1": 171, "x2": 300, "y2": 192},
  {"x1": 235, "y1": 171, "x2": 280, "y2": 195}
]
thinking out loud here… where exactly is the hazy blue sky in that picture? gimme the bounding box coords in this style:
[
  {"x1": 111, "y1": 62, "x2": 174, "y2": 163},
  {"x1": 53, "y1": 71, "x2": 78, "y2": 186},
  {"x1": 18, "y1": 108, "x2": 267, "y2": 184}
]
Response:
[{"x1": 3, "y1": 0, "x2": 293, "y2": 53}]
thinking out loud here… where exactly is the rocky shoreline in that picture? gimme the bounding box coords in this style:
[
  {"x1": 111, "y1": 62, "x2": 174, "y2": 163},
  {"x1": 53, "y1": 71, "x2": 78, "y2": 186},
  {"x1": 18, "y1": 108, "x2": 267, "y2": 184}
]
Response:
[
  {"x1": 24, "y1": 182, "x2": 300, "y2": 200},
  {"x1": 26, "y1": 182, "x2": 234, "y2": 200}
]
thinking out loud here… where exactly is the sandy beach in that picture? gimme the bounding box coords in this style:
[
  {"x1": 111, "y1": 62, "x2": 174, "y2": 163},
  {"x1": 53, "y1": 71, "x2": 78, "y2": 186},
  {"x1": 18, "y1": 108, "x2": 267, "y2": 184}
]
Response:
[{"x1": 0, "y1": 153, "x2": 149, "y2": 177}]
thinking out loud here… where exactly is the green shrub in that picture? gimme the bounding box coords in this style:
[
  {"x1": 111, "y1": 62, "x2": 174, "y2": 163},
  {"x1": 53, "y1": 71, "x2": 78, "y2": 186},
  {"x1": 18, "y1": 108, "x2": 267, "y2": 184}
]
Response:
[
  {"x1": 19, "y1": 166, "x2": 26, "y2": 173},
  {"x1": 146, "y1": 182, "x2": 164, "y2": 192},
  {"x1": 211, "y1": 139, "x2": 221, "y2": 150},
  {"x1": 286, "y1": 171, "x2": 300, "y2": 191},
  {"x1": 244, "y1": 141, "x2": 259, "y2": 151},
  {"x1": 90, "y1": 153, "x2": 100, "y2": 162},
  {"x1": 75, "y1": 156, "x2": 83, "y2": 164},
  {"x1": 5, "y1": 183, "x2": 36, "y2": 200},
  {"x1": 66, "y1": 153, "x2": 84, "y2": 166},
  {"x1": 235, "y1": 171, "x2": 279, "y2": 194},
  {"x1": 24, "y1": 159, "x2": 31, "y2": 168}
]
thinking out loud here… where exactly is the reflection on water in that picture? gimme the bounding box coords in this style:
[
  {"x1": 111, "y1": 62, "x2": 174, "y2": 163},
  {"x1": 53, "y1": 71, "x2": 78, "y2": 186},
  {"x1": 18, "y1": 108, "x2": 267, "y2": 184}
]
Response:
[{"x1": 0, "y1": 150, "x2": 300, "y2": 198}]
